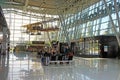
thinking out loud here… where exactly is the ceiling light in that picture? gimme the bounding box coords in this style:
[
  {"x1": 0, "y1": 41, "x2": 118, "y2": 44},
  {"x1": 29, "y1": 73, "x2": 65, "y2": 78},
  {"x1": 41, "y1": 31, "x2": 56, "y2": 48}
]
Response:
[{"x1": 5, "y1": 1, "x2": 22, "y2": 5}]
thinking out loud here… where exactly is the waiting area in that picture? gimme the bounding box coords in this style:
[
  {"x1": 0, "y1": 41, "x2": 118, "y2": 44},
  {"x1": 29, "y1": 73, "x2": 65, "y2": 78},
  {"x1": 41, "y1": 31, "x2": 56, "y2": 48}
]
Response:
[{"x1": 37, "y1": 48, "x2": 74, "y2": 65}]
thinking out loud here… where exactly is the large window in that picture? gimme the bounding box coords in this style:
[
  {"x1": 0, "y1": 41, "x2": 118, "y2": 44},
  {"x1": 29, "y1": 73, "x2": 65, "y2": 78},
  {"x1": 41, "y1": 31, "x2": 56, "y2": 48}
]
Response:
[
  {"x1": 3, "y1": 8, "x2": 59, "y2": 47},
  {"x1": 59, "y1": 0, "x2": 120, "y2": 42}
]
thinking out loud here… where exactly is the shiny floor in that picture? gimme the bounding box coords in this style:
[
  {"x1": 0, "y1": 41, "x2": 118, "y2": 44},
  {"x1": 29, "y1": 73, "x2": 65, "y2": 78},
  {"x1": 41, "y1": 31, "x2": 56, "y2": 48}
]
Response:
[{"x1": 0, "y1": 52, "x2": 120, "y2": 80}]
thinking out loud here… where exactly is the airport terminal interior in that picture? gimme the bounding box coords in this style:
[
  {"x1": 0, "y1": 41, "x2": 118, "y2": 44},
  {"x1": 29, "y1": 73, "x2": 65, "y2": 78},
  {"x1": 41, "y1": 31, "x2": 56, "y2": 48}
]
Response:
[{"x1": 1, "y1": 0, "x2": 120, "y2": 80}]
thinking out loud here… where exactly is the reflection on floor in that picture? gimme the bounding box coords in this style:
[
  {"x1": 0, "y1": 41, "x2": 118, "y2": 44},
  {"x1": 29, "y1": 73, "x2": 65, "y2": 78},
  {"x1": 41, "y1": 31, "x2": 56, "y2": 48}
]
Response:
[{"x1": 0, "y1": 52, "x2": 120, "y2": 80}]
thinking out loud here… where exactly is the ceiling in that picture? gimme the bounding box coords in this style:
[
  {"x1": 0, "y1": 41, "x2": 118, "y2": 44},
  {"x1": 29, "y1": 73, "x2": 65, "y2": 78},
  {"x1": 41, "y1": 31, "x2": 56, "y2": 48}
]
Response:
[{"x1": 2, "y1": 0, "x2": 100, "y2": 15}]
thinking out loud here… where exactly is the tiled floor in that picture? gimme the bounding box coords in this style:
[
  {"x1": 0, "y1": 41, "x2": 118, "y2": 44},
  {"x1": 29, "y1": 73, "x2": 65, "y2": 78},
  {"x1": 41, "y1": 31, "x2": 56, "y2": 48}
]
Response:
[{"x1": 0, "y1": 52, "x2": 120, "y2": 80}]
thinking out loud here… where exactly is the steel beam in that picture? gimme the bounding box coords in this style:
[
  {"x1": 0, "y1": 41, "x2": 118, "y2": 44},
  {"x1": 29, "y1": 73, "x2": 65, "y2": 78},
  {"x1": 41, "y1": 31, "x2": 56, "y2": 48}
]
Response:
[{"x1": 103, "y1": 0, "x2": 120, "y2": 47}]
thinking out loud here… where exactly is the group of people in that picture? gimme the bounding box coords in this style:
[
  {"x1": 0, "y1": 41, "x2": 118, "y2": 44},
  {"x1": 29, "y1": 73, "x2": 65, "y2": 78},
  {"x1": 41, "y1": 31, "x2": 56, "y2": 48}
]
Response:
[
  {"x1": 0, "y1": 43, "x2": 7, "y2": 55},
  {"x1": 37, "y1": 46, "x2": 74, "y2": 65}
]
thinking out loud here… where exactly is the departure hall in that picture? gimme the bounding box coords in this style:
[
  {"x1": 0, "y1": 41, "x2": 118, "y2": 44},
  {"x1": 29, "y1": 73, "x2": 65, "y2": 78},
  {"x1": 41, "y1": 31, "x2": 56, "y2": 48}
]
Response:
[{"x1": 0, "y1": 0, "x2": 120, "y2": 80}]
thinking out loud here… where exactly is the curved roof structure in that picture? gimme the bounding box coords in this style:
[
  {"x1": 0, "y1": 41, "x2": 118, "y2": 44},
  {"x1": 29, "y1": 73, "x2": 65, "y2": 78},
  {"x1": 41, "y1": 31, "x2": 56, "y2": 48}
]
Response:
[{"x1": 2, "y1": 0, "x2": 100, "y2": 15}]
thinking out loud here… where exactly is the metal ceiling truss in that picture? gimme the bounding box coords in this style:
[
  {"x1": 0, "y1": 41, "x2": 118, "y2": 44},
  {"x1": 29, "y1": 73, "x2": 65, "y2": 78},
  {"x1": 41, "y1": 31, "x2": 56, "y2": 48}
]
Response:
[{"x1": 1, "y1": 0, "x2": 100, "y2": 15}]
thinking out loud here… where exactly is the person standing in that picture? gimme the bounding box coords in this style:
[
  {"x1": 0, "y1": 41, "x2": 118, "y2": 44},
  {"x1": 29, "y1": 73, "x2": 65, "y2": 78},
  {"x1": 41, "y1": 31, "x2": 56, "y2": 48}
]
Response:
[{"x1": 0, "y1": 43, "x2": 2, "y2": 54}]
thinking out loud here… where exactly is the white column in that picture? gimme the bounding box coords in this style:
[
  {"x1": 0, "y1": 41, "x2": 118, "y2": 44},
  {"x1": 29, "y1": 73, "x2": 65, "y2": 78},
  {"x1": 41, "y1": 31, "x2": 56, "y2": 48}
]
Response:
[
  {"x1": 103, "y1": 0, "x2": 120, "y2": 47},
  {"x1": 114, "y1": 0, "x2": 120, "y2": 31}
]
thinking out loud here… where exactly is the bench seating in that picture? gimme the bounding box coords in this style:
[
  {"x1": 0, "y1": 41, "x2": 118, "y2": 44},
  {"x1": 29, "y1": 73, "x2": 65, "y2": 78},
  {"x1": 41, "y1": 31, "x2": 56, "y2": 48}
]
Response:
[{"x1": 49, "y1": 55, "x2": 73, "y2": 64}]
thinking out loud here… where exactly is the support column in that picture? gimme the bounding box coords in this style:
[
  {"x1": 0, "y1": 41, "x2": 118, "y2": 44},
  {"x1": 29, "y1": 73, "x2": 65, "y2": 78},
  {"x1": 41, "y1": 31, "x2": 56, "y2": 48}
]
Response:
[
  {"x1": 2, "y1": 27, "x2": 7, "y2": 55},
  {"x1": 114, "y1": 0, "x2": 120, "y2": 31},
  {"x1": 103, "y1": 0, "x2": 120, "y2": 47},
  {"x1": 46, "y1": 31, "x2": 52, "y2": 48},
  {"x1": 6, "y1": 30, "x2": 10, "y2": 60},
  {"x1": 59, "y1": 14, "x2": 70, "y2": 43},
  {"x1": 114, "y1": 0, "x2": 120, "y2": 57}
]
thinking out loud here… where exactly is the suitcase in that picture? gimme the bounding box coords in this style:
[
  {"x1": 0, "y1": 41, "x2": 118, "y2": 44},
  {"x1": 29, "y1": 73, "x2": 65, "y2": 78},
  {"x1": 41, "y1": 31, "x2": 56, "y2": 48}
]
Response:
[{"x1": 41, "y1": 57, "x2": 49, "y2": 66}]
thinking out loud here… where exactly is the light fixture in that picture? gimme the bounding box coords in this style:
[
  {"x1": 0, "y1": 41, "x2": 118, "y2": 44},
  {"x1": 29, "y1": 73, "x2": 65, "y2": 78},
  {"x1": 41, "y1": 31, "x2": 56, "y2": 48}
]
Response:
[{"x1": 5, "y1": 1, "x2": 23, "y2": 5}]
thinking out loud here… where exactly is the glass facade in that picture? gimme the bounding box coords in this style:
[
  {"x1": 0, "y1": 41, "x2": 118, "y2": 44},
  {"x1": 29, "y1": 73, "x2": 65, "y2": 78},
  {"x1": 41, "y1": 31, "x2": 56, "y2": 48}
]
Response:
[
  {"x1": 59, "y1": 0, "x2": 120, "y2": 42},
  {"x1": 3, "y1": 8, "x2": 41, "y2": 47},
  {"x1": 1, "y1": 7, "x2": 59, "y2": 47}
]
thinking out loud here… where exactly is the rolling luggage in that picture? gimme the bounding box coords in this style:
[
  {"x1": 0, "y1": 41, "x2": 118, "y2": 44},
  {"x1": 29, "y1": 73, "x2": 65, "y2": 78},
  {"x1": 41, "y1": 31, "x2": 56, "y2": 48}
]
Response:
[{"x1": 41, "y1": 57, "x2": 49, "y2": 66}]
